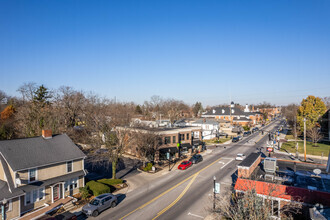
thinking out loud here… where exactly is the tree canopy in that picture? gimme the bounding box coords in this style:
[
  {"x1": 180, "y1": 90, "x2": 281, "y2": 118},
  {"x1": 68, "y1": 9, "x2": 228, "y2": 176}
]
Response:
[{"x1": 297, "y1": 95, "x2": 327, "y2": 131}]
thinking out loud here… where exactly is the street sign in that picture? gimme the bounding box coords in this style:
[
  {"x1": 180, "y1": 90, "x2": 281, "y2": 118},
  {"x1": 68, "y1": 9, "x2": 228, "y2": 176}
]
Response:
[
  {"x1": 214, "y1": 183, "x2": 220, "y2": 194},
  {"x1": 267, "y1": 147, "x2": 273, "y2": 152}
]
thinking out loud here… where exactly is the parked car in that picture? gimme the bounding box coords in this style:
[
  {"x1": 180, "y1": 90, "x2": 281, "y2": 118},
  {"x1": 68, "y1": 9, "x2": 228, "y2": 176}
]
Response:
[
  {"x1": 232, "y1": 137, "x2": 239, "y2": 142},
  {"x1": 252, "y1": 127, "x2": 259, "y2": 133},
  {"x1": 178, "y1": 161, "x2": 192, "y2": 170},
  {"x1": 82, "y1": 193, "x2": 117, "y2": 217},
  {"x1": 243, "y1": 131, "x2": 250, "y2": 137},
  {"x1": 235, "y1": 153, "x2": 246, "y2": 161},
  {"x1": 189, "y1": 154, "x2": 203, "y2": 164}
]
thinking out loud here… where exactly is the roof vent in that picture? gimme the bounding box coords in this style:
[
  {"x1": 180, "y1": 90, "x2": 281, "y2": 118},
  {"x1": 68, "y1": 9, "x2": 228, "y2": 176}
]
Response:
[{"x1": 42, "y1": 129, "x2": 52, "y2": 139}]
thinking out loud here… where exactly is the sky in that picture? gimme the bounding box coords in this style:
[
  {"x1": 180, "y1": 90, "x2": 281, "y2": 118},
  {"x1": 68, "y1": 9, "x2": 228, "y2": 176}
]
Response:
[{"x1": 1, "y1": 0, "x2": 330, "y2": 106}]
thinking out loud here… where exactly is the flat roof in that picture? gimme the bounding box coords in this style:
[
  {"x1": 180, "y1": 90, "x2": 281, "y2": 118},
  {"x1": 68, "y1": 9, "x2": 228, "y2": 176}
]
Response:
[
  {"x1": 238, "y1": 153, "x2": 261, "y2": 167},
  {"x1": 250, "y1": 159, "x2": 330, "y2": 193}
]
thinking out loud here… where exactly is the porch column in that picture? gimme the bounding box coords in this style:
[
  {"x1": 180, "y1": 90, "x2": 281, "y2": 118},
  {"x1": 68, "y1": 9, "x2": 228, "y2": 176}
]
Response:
[
  {"x1": 50, "y1": 186, "x2": 54, "y2": 203},
  {"x1": 62, "y1": 183, "x2": 65, "y2": 199}
]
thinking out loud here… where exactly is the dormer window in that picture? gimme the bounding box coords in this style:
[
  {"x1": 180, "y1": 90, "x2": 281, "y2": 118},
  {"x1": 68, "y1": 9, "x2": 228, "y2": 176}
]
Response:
[
  {"x1": 28, "y1": 168, "x2": 37, "y2": 183},
  {"x1": 222, "y1": 109, "x2": 225, "y2": 114},
  {"x1": 212, "y1": 109, "x2": 216, "y2": 114},
  {"x1": 67, "y1": 161, "x2": 73, "y2": 173},
  {"x1": 232, "y1": 109, "x2": 235, "y2": 114}
]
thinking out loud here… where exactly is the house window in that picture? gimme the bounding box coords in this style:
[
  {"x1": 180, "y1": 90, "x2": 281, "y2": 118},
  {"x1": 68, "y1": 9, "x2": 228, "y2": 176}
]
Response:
[
  {"x1": 4, "y1": 200, "x2": 12, "y2": 212},
  {"x1": 186, "y1": 133, "x2": 189, "y2": 140},
  {"x1": 172, "y1": 136, "x2": 176, "y2": 143},
  {"x1": 164, "y1": 137, "x2": 171, "y2": 144},
  {"x1": 25, "y1": 188, "x2": 44, "y2": 205},
  {"x1": 29, "y1": 168, "x2": 37, "y2": 182},
  {"x1": 67, "y1": 161, "x2": 73, "y2": 173},
  {"x1": 180, "y1": 134, "x2": 185, "y2": 141},
  {"x1": 25, "y1": 192, "x2": 31, "y2": 205},
  {"x1": 65, "y1": 178, "x2": 79, "y2": 192},
  {"x1": 38, "y1": 188, "x2": 44, "y2": 200}
]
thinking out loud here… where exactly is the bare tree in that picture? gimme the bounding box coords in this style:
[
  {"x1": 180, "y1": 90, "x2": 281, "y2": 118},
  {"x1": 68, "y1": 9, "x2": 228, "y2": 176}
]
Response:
[
  {"x1": 307, "y1": 127, "x2": 323, "y2": 147},
  {"x1": 323, "y1": 96, "x2": 330, "y2": 109},
  {"x1": 212, "y1": 186, "x2": 301, "y2": 220},
  {"x1": 134, "y1": 130, "x2": 161, "y2": 166}
]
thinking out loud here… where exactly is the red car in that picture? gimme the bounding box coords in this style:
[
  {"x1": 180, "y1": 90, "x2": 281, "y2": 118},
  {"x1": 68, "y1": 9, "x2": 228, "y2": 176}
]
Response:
[{"x1": 178, "y1": 161, "x2": 192, "y2": 170}]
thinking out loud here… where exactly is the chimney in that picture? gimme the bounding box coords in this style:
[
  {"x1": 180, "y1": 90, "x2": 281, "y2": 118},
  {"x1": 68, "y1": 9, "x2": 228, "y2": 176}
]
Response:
[{"x1": 42, "y1": 129, "x2": 52, "y2": 139}]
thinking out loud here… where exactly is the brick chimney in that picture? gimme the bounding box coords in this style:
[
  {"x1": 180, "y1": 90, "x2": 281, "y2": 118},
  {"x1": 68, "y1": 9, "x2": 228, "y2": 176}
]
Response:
[{"x1": 42, "y1": 129, "x2": 52, "y2": 139}]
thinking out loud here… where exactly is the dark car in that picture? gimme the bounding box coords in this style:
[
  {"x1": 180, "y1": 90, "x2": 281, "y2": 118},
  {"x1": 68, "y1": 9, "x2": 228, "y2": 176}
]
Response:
[
  {"x1": 252, "y1": 127, "x2": 259, "y2": 133},
  {"x1": 189, "y1": 154, "x2": 203, "y2": 164},
  {"x1": 243, "y1": 131, "x2": 250, "y2": 137},
  {"x1": 232, "y1": 137, "x2": 239, "y2": 142}
]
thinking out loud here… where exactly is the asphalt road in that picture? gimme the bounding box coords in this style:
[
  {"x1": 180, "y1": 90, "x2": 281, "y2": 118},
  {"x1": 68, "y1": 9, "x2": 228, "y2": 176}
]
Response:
[{"x1": 86, "y1": 120, "x2": 282, "y2": 220}]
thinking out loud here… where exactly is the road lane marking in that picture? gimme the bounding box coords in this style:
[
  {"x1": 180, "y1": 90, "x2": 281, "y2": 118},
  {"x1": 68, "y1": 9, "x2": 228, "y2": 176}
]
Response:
[
  {"x1": 118, "y1": 157, "x2": 223, "y2": 220},
  {"x1": 152, "y1": 174, "x2": 198, "y2": 220},
  {"x1": 188, "y1": 212, "x2": 204, "y2": 219},
  {"x1": 220, "y1": 159, "x2": 233, "y2": 169}
]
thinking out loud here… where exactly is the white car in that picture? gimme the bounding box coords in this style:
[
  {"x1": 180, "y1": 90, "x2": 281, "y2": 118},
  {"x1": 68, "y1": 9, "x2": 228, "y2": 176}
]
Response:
[{"x1": 236, "y1": 153, "x2": 246, "y2": 161}]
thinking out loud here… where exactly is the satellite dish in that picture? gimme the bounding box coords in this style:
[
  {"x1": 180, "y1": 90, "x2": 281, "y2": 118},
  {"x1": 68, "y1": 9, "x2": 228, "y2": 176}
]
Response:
[{"x1": 313, "y1": 169, "x2": 321, "y2": 175}]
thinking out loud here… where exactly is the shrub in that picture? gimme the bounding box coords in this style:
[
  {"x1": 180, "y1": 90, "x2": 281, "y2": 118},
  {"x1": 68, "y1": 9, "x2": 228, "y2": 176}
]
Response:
[
  {"x1": 143, "y1": 162, "x2": 153, "y2": 172},
  {"x1": 86, "y1": 181, "x2": 110, "y2": 196},
  {"x1": 243, "y1": 126, "x2": 250, "y2": 131},
  {"x1": 79, "y1": 186, "x2": 91, "y2": 200},
  {"x1": 97, "y1": 179, "x2": 123, "y2": 186}
]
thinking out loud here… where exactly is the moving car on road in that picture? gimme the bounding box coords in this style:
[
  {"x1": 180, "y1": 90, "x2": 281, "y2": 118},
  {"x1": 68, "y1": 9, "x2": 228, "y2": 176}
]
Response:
[
  {"x1": 232, "y1": 137, "x2": 239, "y2": 142},
  {"x1": 236, "y1": 153, "x2": 246, "y2": 161},
  {"x1": 82, "y1": 193, "x2": 117, "y2": 217},
  {"x1": 178, "y1": 161, "x2": 192, "y2": 170},
  {"x1": 243, "y1": 131, "x2": 251, "y2": 137},
  {"x1": 189, "y1": 154, "x2": 203, "y2": 164}
]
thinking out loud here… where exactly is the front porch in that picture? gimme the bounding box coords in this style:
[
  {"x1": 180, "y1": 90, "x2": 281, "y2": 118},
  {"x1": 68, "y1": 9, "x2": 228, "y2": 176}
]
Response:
[{"x1": 19, "y1": 197, "x2": 73, "y2": 220}]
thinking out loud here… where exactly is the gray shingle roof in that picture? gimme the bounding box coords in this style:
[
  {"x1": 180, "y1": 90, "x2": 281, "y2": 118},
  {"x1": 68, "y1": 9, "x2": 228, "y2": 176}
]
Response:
[
  {"x1": 203, "y1": 107, "x2": 245, "y2": 116},
  {"x1": 192, "y1": 119, "x2": 219, "y2": 125},
  {"x1": 0, "y1": 134, "x2": 86, "y2": 171}
]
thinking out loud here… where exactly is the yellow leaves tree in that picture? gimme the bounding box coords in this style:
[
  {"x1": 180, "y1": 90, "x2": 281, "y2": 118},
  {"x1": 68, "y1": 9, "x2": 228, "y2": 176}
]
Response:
[
  {"x1": 1, "y1": 105, "x2": 15, "y2": 121},
  {"x1": 297, "y1": 95, "x2": 327, "y2": 131}
]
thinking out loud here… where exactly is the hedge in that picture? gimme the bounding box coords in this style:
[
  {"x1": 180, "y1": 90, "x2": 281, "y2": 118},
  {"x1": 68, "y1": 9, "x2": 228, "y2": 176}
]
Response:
[
  {"x1": 86, "y1": 181, "x2": 110, "y2": 196},
  {"x1": 97, "y1": 179, "x2": 123, "y2": 186},
  {"x1": 143, "y1": 163, "x2": 153, "y2": 172}
]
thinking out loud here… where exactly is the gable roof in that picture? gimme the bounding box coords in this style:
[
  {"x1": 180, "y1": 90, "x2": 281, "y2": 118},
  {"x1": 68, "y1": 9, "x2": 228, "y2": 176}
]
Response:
[
  {"x1": 0, "y1": 134, "x2": 86, "y2": 171},
  {"x1": 192, "y1": 119, "x2": 219, "y2": 125},
  {"x1": 203, "y1": 106, "x2": 245, "y2": 116}
]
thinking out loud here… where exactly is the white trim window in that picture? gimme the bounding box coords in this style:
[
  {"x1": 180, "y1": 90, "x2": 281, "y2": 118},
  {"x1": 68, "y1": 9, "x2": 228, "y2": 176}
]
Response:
[
  {"x1": 64, "y1": 177, "x2": 79, "y2": 192},
  {"x1": 28, "y1": 168, "x2": 37, "y2": 183},
  {"x1": 4, "y1": 199, "x2": 12, "y2": 212},
  {"x1": 24, "y1": 187, "x2": 45, "y2": 206},
  {"x1": 67, "y1": 161, "x2": 73, "y2": 173}
]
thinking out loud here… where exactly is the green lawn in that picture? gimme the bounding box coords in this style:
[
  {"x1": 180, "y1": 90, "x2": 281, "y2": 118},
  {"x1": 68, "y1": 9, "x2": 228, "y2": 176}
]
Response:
[
  {"x1": 205, "y1": 138, "x2": 231, "y2": 144},
  {"x1": 285, "y1": 134, "x2": 303, "y2": 141},
  {"x1": 280, "y1": 141, "x2": 330, "y2": 156}
]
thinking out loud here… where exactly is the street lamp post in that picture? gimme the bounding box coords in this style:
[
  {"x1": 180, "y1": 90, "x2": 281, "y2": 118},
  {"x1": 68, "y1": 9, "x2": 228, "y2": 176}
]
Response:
[
  {"x1": 304, "y1": 118, "x2": 307, "y2": 162},
  {"x1": 213, "y1": 176, "x2": 216, "y2": 211},
  {"x1": 1, "y1": 198, "x2": 7, "y2": 220},
  {"x1": 168, "y1": 149, "x2": 171, "y2": 171}
]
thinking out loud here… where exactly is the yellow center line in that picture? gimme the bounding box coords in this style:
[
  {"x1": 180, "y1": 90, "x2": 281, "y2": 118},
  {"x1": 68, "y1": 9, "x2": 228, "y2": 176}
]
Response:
[
  {"x1": 152, "y1": 173, "x2": 198, "y2": 220},
  {"x1": 118, "y1": 157, "x2": 224, "y2": 220}
]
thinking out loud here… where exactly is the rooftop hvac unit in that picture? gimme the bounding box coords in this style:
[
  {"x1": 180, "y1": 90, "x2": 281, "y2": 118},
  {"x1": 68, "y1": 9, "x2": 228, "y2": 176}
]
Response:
[
  {"x1": 264, "y1": 157, "x2": 277, "y2": 173},
  {"x1": 265, "y1": 174, "x2": 274, "y2": 181}
]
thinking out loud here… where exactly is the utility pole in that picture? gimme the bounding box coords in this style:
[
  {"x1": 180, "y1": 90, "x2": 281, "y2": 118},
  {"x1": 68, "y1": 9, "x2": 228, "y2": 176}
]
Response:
[
  {"x1": 328, "y1": 110, "x2": 330, "y2": 141},
  {"x1": 213, "y1": 176, "x2": 216, "y2": 210},
  {"x1": 304, "y1": 118, "x2": 307, "y2": 162}
]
